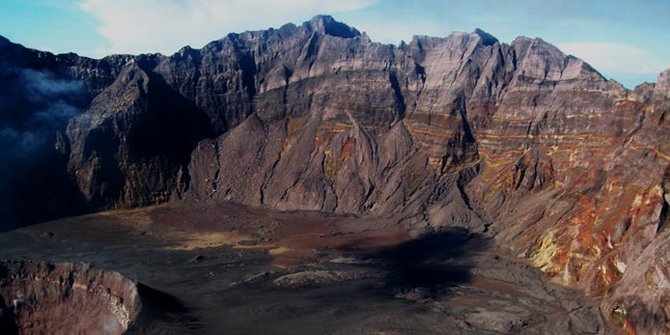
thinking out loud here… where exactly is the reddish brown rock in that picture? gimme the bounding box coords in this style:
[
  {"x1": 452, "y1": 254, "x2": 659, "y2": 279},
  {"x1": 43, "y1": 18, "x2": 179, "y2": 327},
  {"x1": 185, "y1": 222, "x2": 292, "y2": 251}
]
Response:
[{"x1": 0, "y1": 260, "x2": 140, "y2": 335}]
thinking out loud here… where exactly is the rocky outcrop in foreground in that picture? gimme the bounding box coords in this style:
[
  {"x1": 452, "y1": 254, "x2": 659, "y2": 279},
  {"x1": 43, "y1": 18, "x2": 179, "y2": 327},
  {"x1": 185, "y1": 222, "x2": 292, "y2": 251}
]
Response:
[
  {"x1": 0, "y1": 15, "x2": 669, "y2": 333},
  {"x1": 0, "y1": 260, "x2": 140, "y2": 334}
]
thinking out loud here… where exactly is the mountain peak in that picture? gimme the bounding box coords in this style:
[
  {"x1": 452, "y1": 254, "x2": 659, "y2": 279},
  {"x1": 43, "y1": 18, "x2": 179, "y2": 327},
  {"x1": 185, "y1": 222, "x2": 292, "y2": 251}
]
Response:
[
  {"x1": 304, "y1": 15, "x2": 361, "y2": 38},
  {"x1": 655, "y1": 68, "x2": 670, "y2": 97},
  {"x1": 658, "y1": 68, "x2": 670, "y2": 84},
  {"x1": 472, "y1": 28, "x2": 498, "y2": 46}
]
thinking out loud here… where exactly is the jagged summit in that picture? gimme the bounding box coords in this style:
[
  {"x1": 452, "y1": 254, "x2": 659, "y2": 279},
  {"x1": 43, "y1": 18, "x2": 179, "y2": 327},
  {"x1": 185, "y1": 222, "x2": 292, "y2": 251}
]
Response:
[
  {"x1": 658, "y1": 68, "x2": 670, "y2": 86},
  {"x1": 472, "y1": 28, "x2": 498, "y2": 46},
  {"x1": 655, "y1": 68, "x2": 670, "y2": 98},
  {"x1": 303, "y1": 14, "x2": 361, "y2": 38},
  {"x1": 408, "y1": 28, "x2": 499, "y2": 51}
]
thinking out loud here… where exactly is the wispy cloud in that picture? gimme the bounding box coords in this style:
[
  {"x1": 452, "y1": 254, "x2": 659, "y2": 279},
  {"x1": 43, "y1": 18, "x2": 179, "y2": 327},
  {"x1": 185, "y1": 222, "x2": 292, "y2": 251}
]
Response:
[
  {"x1": 78, "y1": 0, "x2": 377, "y2": 56},
  {"x1": 557, "y1": 42, "x2": 667, "y2": 75}
]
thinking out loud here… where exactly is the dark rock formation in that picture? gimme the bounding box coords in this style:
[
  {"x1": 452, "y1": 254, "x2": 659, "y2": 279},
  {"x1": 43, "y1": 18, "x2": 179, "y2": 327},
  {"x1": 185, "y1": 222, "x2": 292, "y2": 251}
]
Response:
[{"x1": 0, "y1": 15, "x2": 668, "y2": 333}]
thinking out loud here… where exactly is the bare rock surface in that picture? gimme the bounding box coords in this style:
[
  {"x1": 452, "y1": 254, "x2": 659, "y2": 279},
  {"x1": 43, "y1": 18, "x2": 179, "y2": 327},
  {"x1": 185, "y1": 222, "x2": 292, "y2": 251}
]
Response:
[
  {"x1": 273, "y1": 270, "x2": 361, "y2": 289},
  {"x1": 0, "y1": 260, "x2": 140, "y2": 335},
  {"x1": 0, "y1": 15, "x2": 669, "y2": 333}
]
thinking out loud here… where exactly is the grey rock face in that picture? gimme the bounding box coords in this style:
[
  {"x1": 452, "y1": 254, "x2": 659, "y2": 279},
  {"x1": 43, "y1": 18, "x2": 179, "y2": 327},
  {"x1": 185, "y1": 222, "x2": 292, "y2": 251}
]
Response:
[{"x1": 66, "y1": 59, "x2": 212, "y2": 208}]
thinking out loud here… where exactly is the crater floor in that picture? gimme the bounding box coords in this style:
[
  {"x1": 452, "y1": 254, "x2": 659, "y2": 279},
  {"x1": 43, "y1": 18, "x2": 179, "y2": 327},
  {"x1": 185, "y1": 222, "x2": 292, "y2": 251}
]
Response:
[{"x1": 0, "y1": 203, "x2": 611, "y2": 334}]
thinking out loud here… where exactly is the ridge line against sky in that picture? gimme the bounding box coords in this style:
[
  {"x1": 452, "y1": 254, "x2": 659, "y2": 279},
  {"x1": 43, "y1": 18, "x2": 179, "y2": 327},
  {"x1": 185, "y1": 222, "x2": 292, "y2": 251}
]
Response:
[{"x1": 1, "y1": 0, "x2": 668, "y2": 88}]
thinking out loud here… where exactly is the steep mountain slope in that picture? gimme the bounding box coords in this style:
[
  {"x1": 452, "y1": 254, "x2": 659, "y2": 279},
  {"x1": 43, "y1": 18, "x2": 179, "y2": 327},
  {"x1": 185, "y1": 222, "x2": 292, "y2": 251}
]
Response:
[{"x1": 0, "y1": 15, "x2": 668, "y2": 333}]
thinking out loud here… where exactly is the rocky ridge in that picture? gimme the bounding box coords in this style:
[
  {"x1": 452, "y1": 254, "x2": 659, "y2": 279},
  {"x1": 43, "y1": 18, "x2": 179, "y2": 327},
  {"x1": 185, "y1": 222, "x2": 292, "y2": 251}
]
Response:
[{"x1": 0, "y1": 15, "x2": 669, "y2": 333}]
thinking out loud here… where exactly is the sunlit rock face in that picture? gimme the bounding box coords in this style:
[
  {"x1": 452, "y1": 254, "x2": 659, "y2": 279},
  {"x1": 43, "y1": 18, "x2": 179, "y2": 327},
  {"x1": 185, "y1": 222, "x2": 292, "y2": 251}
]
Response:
[
  {"x1": 1, "y1": 15, "x2": 669, "y2": 333},
  {"x1": 0, "y1": 261, "x2": 140, "y2": 335}
]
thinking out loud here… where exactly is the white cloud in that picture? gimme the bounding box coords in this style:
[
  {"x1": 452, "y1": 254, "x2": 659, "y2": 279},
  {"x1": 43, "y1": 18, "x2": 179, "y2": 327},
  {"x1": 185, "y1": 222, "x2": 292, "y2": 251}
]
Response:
[
  {"x1": 78, "y1": 0, "x2": 377, "y2": 56},
  {"x1": 557, "y1": 42, "x2": 667, "y2": 75}
]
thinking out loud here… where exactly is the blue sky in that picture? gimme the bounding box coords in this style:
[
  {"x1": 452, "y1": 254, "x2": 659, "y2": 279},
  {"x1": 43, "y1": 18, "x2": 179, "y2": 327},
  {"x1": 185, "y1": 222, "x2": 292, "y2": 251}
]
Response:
[{"x1": 1, "y1": 0, "x2": 668, "y2": 88}]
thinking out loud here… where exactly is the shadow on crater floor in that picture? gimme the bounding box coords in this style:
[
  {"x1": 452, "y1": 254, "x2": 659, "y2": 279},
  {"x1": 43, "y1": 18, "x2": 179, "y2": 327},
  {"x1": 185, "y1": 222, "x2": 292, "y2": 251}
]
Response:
[
  {"x1": 340, "y1": 227, "x2": 490, "y2": 298},
  {"x1": 128, "y1": 284, "x2": 204, "y2": 334}
]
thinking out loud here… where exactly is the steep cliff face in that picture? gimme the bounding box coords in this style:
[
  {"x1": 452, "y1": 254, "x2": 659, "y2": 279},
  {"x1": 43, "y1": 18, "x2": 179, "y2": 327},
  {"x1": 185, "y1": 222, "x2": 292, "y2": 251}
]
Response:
[
  {"x1": 1, "y1": 15, "x2": 669, "y2": 333},
  {"x1": 185, "y1": 22, "x2": 501, "y2": 230},
  {"x1": 66, "y1": 57, "x2": 213, "y2": 209},
  {"x1": 595, "y1": 71, "x2": 670, "y2": 335}
]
